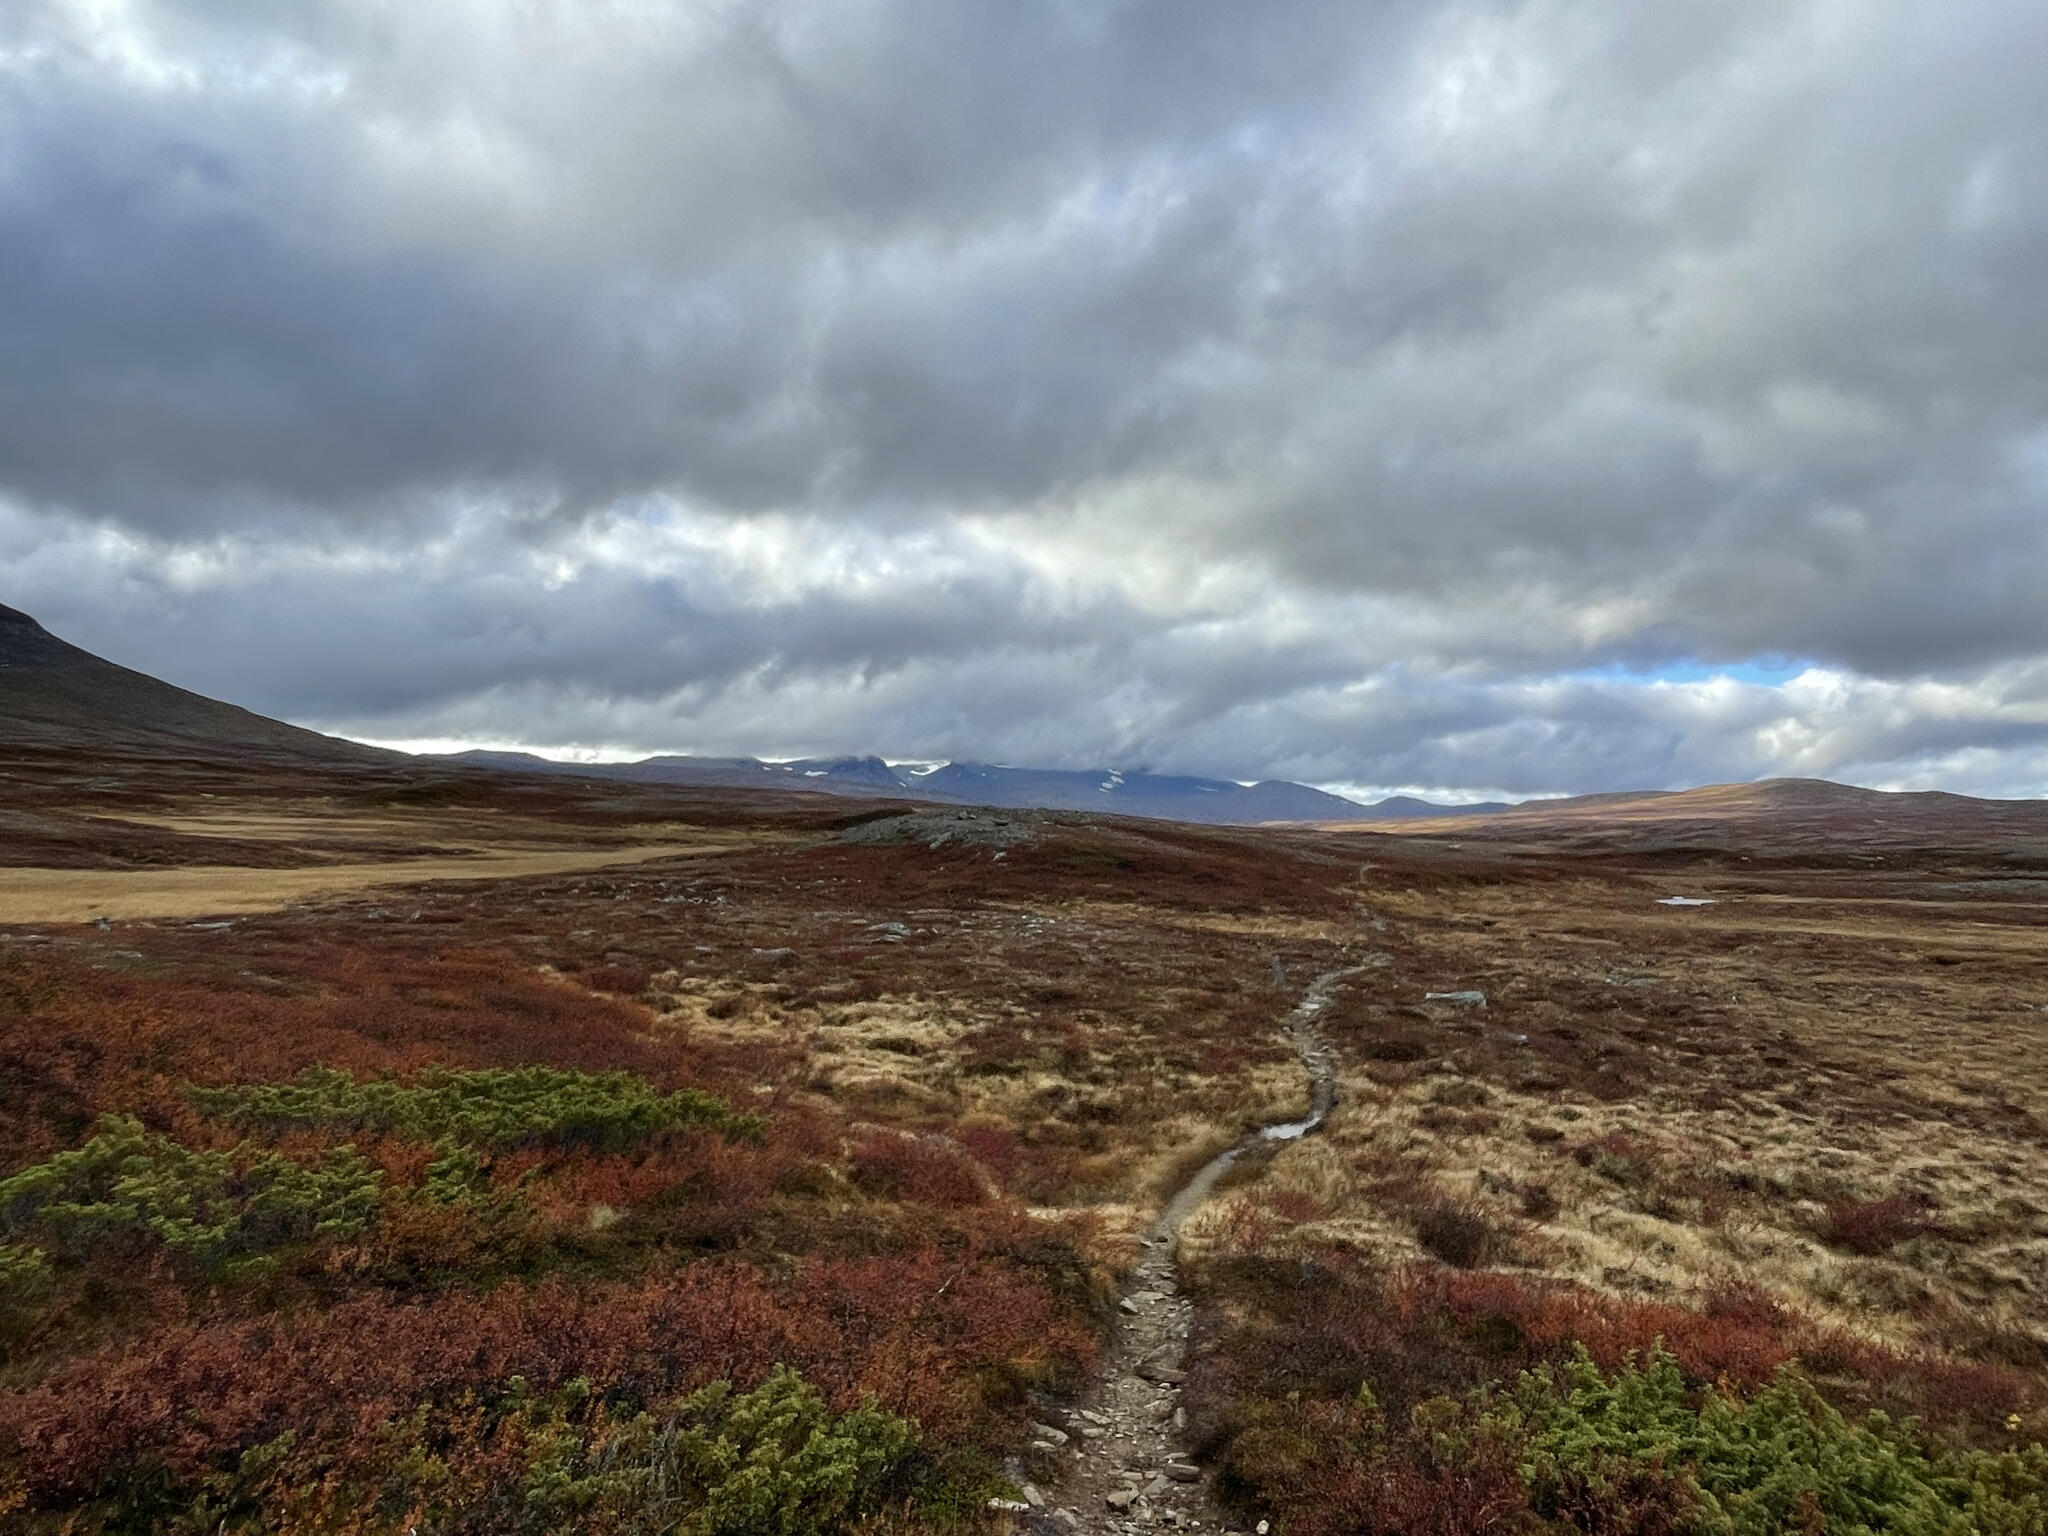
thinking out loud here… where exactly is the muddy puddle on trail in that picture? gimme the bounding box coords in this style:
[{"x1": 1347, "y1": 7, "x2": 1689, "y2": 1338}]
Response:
[{"x1": 1009, "y1": 963, "x2": 1379, "y2": 1536}]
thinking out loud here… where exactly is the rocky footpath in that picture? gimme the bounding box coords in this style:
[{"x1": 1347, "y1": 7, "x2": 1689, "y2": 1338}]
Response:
[{"x1": 1002, "y1": 965, "x2": 1375, "y2": 1535}]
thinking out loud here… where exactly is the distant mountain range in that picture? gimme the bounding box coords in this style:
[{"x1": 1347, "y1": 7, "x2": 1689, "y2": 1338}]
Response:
[
  {"x1": 0, "y1": 604, "x2": 1508, "y2": 824},
  {"x1": 38, "y1": 600, "x2": 2004, "y2": 837},
  {"x1": 440, "y1": 749, "x2": 1515, "y2": 825}
]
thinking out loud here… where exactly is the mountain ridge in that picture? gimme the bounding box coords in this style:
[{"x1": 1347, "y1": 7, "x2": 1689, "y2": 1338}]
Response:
[
  {"x1": 437, "y1": 748, "x2": 1463, "y2": 825},
  {"x1": 13, "y1": 603, "x2": 2031, "y2": 830},
  {"x1": 0, "y1": 604, "x2": 397, "y2": 768},
  {"x1": 1346, "y1": 775, "x2": 2048, "y2": 824},
  {"x1": 1330, "y1": 775, "x2": 2048, "y2": 851}
]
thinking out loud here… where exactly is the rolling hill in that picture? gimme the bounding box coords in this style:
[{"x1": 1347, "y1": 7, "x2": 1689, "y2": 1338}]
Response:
[
  {"x1": 1339, "y1": 776, "x2": 2048, "y2": 852},
  {"x1": 0, "y1": 604, "x2": 396, "y2": 767}
]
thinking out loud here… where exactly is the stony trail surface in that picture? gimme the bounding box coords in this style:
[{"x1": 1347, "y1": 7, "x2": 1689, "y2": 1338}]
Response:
[{"x1": 1014, "y1": 964, "x2": 1377, "y2": 1536}]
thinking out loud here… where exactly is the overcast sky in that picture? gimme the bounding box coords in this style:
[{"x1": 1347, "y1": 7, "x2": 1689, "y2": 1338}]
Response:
[{"x1": 7, "y1": 1, "x2": 2048, "y2": 799}]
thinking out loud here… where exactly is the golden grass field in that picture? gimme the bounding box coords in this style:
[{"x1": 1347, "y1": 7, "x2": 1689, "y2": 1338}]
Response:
[{"x1": 0, "y1": 842, "x2": 760, "y2": 923}]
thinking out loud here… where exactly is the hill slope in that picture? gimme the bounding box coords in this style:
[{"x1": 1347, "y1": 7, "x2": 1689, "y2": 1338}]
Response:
[
  {"x1": 1341, "y1": 776, "x2": 2048, "y2": 852},
  {"x1": 0, "y1": 605, "x2": 395, "y2": 767}
]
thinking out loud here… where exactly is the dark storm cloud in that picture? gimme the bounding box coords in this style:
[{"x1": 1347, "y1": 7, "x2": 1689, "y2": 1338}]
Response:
[
  {"x1": 7, "y1": 1, "x2": 2048, "y2": 795},
  {"x1": 0, "y1": 0, "x2": 1400, "y2": 522}
]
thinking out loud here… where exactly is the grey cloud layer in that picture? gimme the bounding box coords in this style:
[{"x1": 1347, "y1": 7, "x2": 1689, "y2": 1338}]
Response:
[{"x1": 6, "y1": 1, "x2": 2048, "y2": 793}]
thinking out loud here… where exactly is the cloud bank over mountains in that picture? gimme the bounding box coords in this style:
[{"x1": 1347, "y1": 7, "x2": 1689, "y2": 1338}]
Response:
[{"x1": 6, "y1": 1, "x2": 2048, "y2": 797}]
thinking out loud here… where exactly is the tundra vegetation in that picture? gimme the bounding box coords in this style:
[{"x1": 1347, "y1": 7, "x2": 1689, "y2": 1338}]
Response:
[{"x1": 2, "y1": 744, "x2": 2047, "y2": 1532}]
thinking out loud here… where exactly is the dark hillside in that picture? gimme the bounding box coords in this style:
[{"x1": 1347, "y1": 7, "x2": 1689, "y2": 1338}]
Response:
[{"x1": 0, "y1": 605, "x2": 393, "y2": 767}]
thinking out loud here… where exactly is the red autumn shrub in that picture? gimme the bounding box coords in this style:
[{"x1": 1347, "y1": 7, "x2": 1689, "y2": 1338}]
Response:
[
  {"x1": 0, "y1": 943, "x2": 745, "y2": 1172},
  {"x1": 1265, "y1": 1188, "x2": 1335, "y2": 1224},
  {"x1": 579, "y1": 965, "x2": 654, "y2": 998},
  {"x1": 1404, "y1": 1267, "x2": 1796, "y2": 1390},
  {"x1": 0, "y1": 1245, "x2": 1092, "y2": 1506},
  {"x1": 954, "y1": 1124, "x2": 1021, "y2": 1185},
  {"x1": 1214, "y1": 1389, "x2": 1531, "y2": 1536},
  {"x1": 1797, "y1": 1328, "x2": 2036, "y2": 1431},
  {"x1": 1295, "y1": 1435, "x2": 1547, "y2": 1536},
  {"x1": 1821, "y1": 1193, "x2": 1938, "y2": 1255},
  {"x1": 541, "y1": 1131, "x2": 784, "y2": 1218},
  {"x1": 848, "y1": 1130, "x2": 989, "y2": 1208}
]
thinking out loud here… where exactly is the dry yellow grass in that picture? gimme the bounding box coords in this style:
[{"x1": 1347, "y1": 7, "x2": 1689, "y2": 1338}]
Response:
[
  {"x1": 0, "y1": 841, "x2": 746, "y2": 923},
  {"x1": 1174, "y1": 846, "x2": 2048, "y2": 1368},
  {"x1": 83, "y1": 807, "x2": 465, "y2": 841}
]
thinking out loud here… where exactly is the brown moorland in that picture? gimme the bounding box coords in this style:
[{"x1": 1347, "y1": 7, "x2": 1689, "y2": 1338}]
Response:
[{"x1": 3, "y1": 739, "x2": 2048, "y2": 1533}]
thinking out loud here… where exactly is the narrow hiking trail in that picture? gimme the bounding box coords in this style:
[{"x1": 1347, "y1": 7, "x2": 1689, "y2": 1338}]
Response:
[{"x1": 1016, "y1": 965, "x2": 1377, "y2": 1535}]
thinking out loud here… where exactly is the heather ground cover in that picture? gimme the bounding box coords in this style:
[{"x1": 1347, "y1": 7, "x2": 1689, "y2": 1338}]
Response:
[{"x1": 2, "y1": 747, "x2": 2046, "y2": 1531}]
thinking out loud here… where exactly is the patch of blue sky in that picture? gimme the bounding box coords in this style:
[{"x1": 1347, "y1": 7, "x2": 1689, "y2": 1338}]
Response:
[{"x1": 1568, "y1": 656, "x2": 1813, "y2": 688}]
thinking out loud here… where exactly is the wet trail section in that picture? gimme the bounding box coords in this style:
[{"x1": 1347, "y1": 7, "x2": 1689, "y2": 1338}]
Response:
[{"x1": 1010, "y1": 965, "x2": 1374, "y2": 1535}]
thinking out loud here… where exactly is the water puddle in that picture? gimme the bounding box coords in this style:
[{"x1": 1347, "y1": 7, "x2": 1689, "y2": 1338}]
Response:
[
  {"x1": 1155, "y1": 962, "x2": 1373, "y2": 1228},
  {"x1": 1048, "y1": 960, "x2": 1381, "y2": 1531}
]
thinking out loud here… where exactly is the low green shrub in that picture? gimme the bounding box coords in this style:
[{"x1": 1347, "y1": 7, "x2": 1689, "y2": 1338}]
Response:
[
  {"x1": 482, "y1": 1366, "x2": 919, "y2": 1536},
  {"x1": 0, "y1": 1115, "x2": 380, "y2": 1277},
  {"x1": 0, "y1": 1239, "x2": 53, "y2": 1330},
  {"x1": 1489, "y1": 1346, "x2": 2048, "y2": 1535},
  {"x1": 641, "y1": 1366, "x2": 917, "y2": 1535},
  {"x1": 189, "y1": 1066, "x2": 760, "y2": 1153},
  {"x1": 54, "y1": 1365, "x2": 922, "y2": 1536},
  {"x1": 1199, "y1": 1260, "x2": 2048, "y2": 1536}
]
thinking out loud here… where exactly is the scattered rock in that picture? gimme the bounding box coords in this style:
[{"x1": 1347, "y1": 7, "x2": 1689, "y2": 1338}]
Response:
[
  {"x1": 1143, "y1": 1475, "x2": 1173, "y2": 1498},
  {"x1": 1022, "y1": 1483, "x2": 1045, "y2": 1508},
  {"x1": 838, "y1": 808, "x2": 1043, "y2": 852},
  {"x1": 1031, "y1": 1421, "x2": 1069, "y2": 1445},
  {"x1": 1165, "y1": 1463, "x2": 1201, "y2": 1483},
  {"x1": 1136, "y1": 1358, "x2": 1188, "y2": 1385},
  {"x1": 1106, "y1": 1489, "x2": 1139, "y2": 1512},
  {"x1": 1119, "y1": 1296, "x2": 1143, "y2": 1315},
  {"x1": 987, "y1": 1496, "x2": 1031, "y2": 1513},
  {"x1": 1424, "y1": 989, "x2": 1486, "y2": 1006}
]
